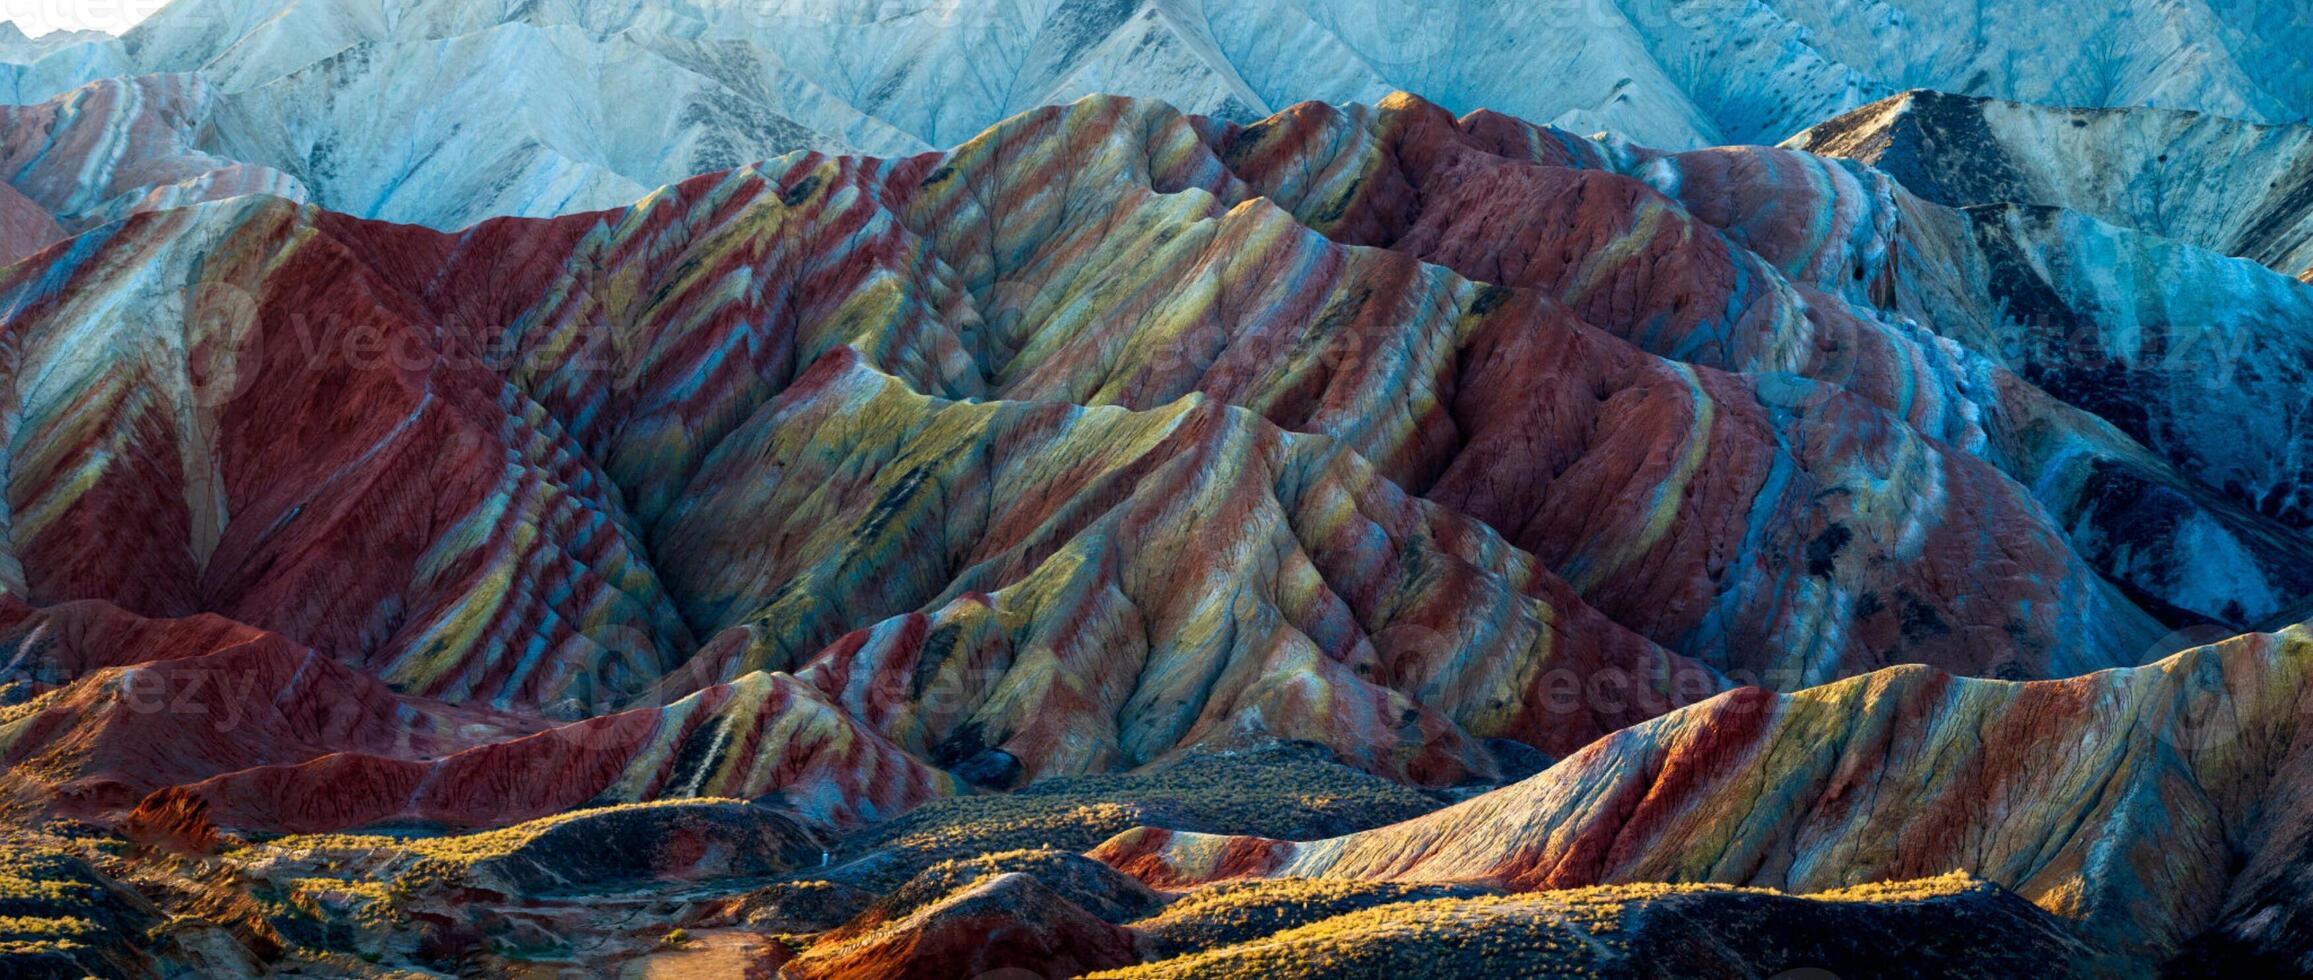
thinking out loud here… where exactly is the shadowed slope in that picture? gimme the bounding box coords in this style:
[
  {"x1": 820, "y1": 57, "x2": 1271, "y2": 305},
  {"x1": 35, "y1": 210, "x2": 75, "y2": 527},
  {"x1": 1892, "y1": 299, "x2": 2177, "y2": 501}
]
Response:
[
  {"x1": 1093, "y1": 875, "x2": 2108, "y2": 979},
  {"x1": 1789, "y1": 90, "x2": 2313, "y2": 279},
  {"x1": 1193, "y1": 94, "x2": 2313, "y2": 628}
]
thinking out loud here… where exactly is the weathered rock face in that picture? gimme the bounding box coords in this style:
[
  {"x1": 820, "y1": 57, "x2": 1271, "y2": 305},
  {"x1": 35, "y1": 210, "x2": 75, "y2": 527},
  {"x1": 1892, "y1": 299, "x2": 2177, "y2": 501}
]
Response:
[
  {"x1": 0, "y1": 182, "x2": 63, "y2": 267},
  {"x1": 1782, "y1": 92, "x2": 2313, "y2": 537},
  {"x1": 0, "y1": 74, "x2": 307, "y2": 261},
  {"x1": 0, "y1": 194, "x2": 700, "y2": 711},
  {"x1": 1789, "y1": 90, "x2": 2313, "y2": 280},
  {"x1": 1903, "y1": 202, "x2": 2313, "y2": 545},
  {"x1": 0, "y1": 93, "x2": 2225, "y2": 839},
  {"x1": 5, "y1": 0, "x2": 2308, "y2": 227},
  {"x1": 658, "y1": 353, "x2": 1706, "y2": 783},
  {"x1": 0, "y1": 598, "x2": 955, "y2": 833},
  {"x1": 0, "y1": 4, "x2": 2307, "y2": 971},
  {"x1": 3, "y1": 56, "x2": 2301, "y2": 640},
  {"x1": 0, "y1": 77, "x2": 2308, "y2": 975},
  {"x1": 1094, "y1": 624, "x2": 2313, "y2": 965},
  {"x1": 1203, "y1": 95, "x2": 2313, "y2": 630}
]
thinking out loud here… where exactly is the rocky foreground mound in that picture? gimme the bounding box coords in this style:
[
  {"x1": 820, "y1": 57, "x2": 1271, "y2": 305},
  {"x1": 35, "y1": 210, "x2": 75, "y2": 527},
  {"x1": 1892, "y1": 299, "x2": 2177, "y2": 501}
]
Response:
[
  {"x1": 1097, "y1": 626, "x2": 2313, "y2": 970},
  {"x1": 0, "y1": 751, "x2": 2118, "y2": 978}
]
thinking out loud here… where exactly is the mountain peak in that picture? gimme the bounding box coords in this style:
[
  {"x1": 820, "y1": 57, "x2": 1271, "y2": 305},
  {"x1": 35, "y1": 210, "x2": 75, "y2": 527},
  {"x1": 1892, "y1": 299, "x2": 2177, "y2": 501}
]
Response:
[{"x1": 6, "y1": 3, "x2": 2313, "y2": 977}]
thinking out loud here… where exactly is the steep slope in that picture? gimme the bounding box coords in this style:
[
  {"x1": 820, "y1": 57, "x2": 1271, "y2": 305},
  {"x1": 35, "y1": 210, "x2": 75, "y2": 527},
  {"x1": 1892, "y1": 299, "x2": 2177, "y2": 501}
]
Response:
[
  {"x1": 0, "y1": 95, "x2": 2230, "y2": 836},
  {"x1": 656, "y1": 352, "x2": 1714, "y2": 781},
  {"x1": 1779, "y1": 105, "x2": 2313, "y2": 538},
  {"x1": 0, "y1": 98, "x2": 2172, "y2": 701},
  {"x1": 0, "y1": 338, "x2": 1700, "y2": 831},
  {"x1": 1096, "y1": 623, "x2": 2313, "y2": 965},
  {"x1": 0, "y1": 74, "x2": 307, "y2": 259},
  {"x1": 0, "y1": 195, "x2": 697, "y2": 711},
  {"x1": 1891, "y1": 201, "x2": 2313, "y2": 539},
  {"x1": 0, "y1": 182, "x2": 61, "y2": 266},
  {"x1": 7, "y1": 0, "x2": 2311, "y2": 227},
  {"x1": 0, "y1": 597, "x2": 957, "y2": 833},
  {"x1": 1184, "y1": 94, "x2": 2313, "y2": 629},
  {"x1": 1789, "y1": 90, "x2": 2313, "y2": 280},
  {"x1": 1602, "y1": 140, "x2": 2313, "y2": 603}
]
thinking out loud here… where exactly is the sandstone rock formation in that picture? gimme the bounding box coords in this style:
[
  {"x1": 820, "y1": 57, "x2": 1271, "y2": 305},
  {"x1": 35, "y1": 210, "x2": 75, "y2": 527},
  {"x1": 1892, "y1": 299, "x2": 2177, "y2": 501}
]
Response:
[
  {"x1": 1095, "y1": 624, "x2": 2313, "y2": 966},
  {"x1": 1195, "y1": 94, "x2": 2313, "y2": 627},
  {"x1": 0, "y1": 9, "x2": 2308, "y2": 969},
  {"x1": 1785, "y1": 91, "x2": 2313, "y2": 534},
  {"x1": 0, "y1": 74, "x2": 306, "y2": 262},
  {"x1": 2, "y1": 95, "x2": 2243, "y2": 841}
]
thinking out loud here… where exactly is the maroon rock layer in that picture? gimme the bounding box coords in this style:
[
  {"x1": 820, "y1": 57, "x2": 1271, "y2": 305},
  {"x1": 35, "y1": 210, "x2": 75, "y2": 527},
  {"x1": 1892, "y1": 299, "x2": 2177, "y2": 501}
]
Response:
[
  {"x1": 0, "y1": 74, "x2": 306, "y2": 261},
  {"x1": 1094, "y1": 625, "x2": 2313, "y2": 964},
  {"x1": 0, "y1": 93, "x2": 2278, "y2": 839}
]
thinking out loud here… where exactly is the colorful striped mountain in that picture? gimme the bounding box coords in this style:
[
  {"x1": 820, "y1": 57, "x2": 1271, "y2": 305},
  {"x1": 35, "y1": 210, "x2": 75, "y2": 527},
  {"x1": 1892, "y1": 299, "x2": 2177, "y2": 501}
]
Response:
[{"x1": 1, "y1": 16, "x2": 2311, "y2": 972}]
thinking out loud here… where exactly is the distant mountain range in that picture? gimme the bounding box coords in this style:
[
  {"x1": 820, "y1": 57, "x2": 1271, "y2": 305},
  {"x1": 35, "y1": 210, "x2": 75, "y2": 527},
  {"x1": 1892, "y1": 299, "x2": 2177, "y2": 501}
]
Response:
[
  {"x1": 1791, "y1": 90, "x2": 2313, "y2": 281},
  {"x1": 4, "y1": 0, "x2": 2308, "y2": 229}
]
